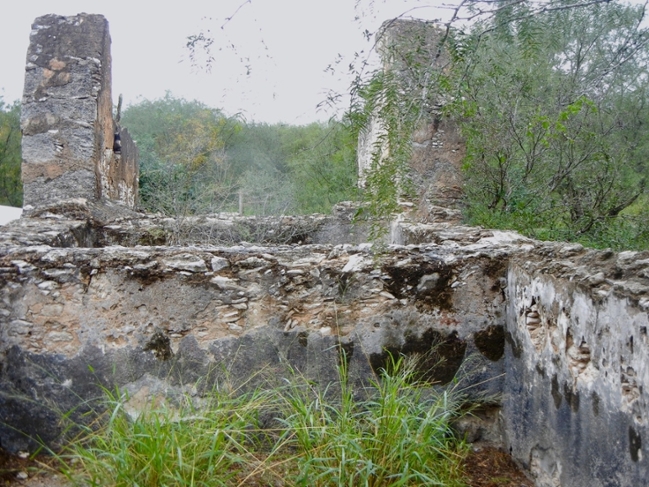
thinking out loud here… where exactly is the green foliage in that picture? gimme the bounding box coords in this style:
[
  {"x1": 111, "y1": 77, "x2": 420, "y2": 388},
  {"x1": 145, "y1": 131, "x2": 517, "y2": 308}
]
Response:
[
  {"x1": 238, "y1": 165, "x2": 296, "y2": 215},
  {"x1": 355, "y1": 70, "x2": 417, "y2": 240},
  {"x1": 123, "y1": 94, "x2": 358, "y2": 216},
  {"x1": 0, "y1": 98, "x2": 22, "y2": 207},
  {"x1": 349, "y1": 20, "x2": 453, "y2": 240},
  {"x1": 343, "y1": 1, "x2": 649, "y2": 250},
  {"x1": 122, "y1": 93, "x2": 241, "y2": 215},
  {"x1": 285, "y1": 121, "x2": 359, "y2": 214},
  {"x1": 59, "y1": 386, "x2": 274, "y2": 487},
  {"x1": 227, "y1": 120, "x2": 358, "y2": 215},
  {"x1": 456, "y1": 0, "x2": 649, "y2": 250},
  {"x1": 56, "y1": 355, "x2": 469, "y2": 486},
  {"x1": 279, "y1": 354, "x2": 467, "y2": 487}
]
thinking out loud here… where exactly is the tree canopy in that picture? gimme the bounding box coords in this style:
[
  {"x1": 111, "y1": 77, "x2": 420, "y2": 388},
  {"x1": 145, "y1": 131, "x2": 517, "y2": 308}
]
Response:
[
  {"x1": 350, "y1": 0, "x2": 649, "y2": 249},
  {"x1": 0, "y1": 98, "x2": 22, "y2": 207},
  {"x1": 121, "y1": 93, "x2": 358, "y2": 216},
  {"x1": 455, "y1": 0, "x2": 649, "y2": 248}
]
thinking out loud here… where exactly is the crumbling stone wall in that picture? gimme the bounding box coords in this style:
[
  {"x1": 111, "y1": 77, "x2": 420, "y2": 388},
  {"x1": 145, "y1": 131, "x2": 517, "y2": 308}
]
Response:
[
  {"x1": 356, "y1": 19, "x2": 649, "y2": 485},
  {"x1": 4, "y1": 13, "x2": 649, "y2": 487},
  {"x1": 3, "y1": 204, "x2": 649, "y2": 487},
  {"x1": 20, "y1": 14, "x2": 138, "y2": 210},
  {"x1": 0, "y1": 213, "x2": 508, "y2": 452},
  {"x1": 503, "y1": 248, "x2": 649, "y2": 487}
]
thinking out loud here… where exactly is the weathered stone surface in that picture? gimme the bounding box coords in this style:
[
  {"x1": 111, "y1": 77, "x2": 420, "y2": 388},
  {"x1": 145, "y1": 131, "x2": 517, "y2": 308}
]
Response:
[
  {"x1": 503, "y1": 246, "x2": 649, "y2": 487},
  {"x1": 0, "y1": 210, "x2": 512, "y2": 452},
  {"x1": 3, "y1": 207, "x2": 649, "y2": 487},
  {"x1": 106, "y1": 127, "x2": 138, "y2": 207},
  {"x1": 356, "y1": 20, "x2": 464, "y2": 216},
  {"x1": 21, "y1": 14, "x2": 137, "y2": 209},
  {"x1": 0, "y1": 200, "x2": 375, "y2": 249}
]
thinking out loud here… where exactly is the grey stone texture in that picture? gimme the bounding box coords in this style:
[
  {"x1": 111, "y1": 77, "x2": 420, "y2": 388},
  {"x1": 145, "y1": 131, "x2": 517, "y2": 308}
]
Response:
[
  {"x1": 3, "y1": 204, "x2": 649, "y2": 487},
  {"x1": 503, "y1": 248, "x2": 649, "y2": 487},
  {"x1": 20, "y1": 14, "x2": 137, "y2": 209}
]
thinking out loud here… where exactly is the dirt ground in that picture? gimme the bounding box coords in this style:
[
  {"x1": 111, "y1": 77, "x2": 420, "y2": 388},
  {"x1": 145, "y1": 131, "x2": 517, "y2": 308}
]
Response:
[
  {"x1": 1, "y1": 445, "x2": 533, "y2": 487},
  {"x1": 0, "y1": 450, "x2": 68, "y2": 487},
  {"x1": 463, "y1": 446, "x2": 534, "y2": 487}
]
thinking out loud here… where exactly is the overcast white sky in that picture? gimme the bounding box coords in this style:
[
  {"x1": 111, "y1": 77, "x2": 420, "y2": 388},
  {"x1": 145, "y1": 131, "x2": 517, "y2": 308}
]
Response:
[
  {"x1": 0, "y1": 0, "x2": 452, "y2": 124},
  {"x1": 2, "y1": 1, "x2": 643, "y2": 124}
]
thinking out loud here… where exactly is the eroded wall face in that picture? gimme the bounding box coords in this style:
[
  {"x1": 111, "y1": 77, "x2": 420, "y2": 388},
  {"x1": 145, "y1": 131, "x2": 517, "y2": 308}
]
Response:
[
  {"x1": 2, "y1": 199, "x2": 649, "y2": 487},
  {"x1": 20, "y1": 14, "x2": 137, "y2": 209},
  {"x1": 0, "y1": 231, "x2": 509, "y2": 452},
  {"x1": 504, "y1": 254, "x2": 649, "y2": 487}
]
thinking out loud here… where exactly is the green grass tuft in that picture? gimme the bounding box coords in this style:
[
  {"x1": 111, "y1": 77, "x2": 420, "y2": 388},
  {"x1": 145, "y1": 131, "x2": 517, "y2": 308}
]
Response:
[{"x1": 55, "y1": 355, "x2": 469, "y2": 486}]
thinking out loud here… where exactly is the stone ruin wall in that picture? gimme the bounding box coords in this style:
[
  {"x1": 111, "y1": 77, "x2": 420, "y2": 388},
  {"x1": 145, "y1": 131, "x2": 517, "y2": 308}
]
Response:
[
  {"x1": 2, "y1": 212, "x2": 649, "y2": 487},
  {"x1": 20, "y1": 14, "x2": 138, "y2": 211},
  {"x1": 504, "y1": 248, "x2": 649, "y2": 486},
  {"x1": 0, "y1": 13, "x2": 649, "y2": 487}
]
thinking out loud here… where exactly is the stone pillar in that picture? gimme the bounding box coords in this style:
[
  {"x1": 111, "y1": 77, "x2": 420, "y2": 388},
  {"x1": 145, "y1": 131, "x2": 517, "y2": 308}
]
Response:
[
  {"x1": 20, "y1": 14, "x2": 138, "y2": 209},
  {"x1": 356, "y1": 20, "x2": 464, "y2": 214}
]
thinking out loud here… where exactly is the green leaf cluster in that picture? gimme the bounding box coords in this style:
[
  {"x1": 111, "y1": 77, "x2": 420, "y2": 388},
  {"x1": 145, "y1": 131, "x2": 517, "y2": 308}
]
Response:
[
  {"x1": 121, "y1": 93, "x2": 240, "y2": 216},
  {"x1": 456, "y1": 0, "x2": 649, "y2": 249},
  {"x1": 227, "y1": 120, "x2": 359, "y2": 215},
  {"x1": 0, "y1": 97, "x2": 22, "y2": 207},
  {"x1": 350, "y1": 21, "x2": 450, "y2": 239},
  {"x1": 280, "y1": 354, "x2": 467, "y2": 487}
]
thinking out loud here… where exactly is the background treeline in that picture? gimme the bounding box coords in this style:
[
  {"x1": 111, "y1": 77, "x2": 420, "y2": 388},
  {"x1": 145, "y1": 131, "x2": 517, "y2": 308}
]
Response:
[
  {"x1": 0, "y1": 98, "x2": 21, "y2": 207},
  {"x1": 121, "y1": 94, "x2": 359, "y2": 216},
  {"x1": 0, "y1": 92, "x2": 359, "y2": 215}
]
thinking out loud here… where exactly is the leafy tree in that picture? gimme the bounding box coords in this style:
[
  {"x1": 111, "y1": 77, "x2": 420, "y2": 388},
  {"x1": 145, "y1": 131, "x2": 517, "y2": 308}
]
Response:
[
  {"x1": 341, "y1": 0, "x2": 648, "y2": 248},
  {"x1": 287, "y1": 120, "x2": 359, "y2": 213},
  {"x1": 0, "y1": 98, "x2": 22, "y2": 207},
  {"x1": 122, "y1": 93, "x2": 242, "y2": 215},
  {"x1": 456, "y1": 0, "x2": 649, "y2": 247},
  {"x1": 122, "y1": 94, "x2": 358, "y2": 216},
  {"x1": 185, "y1": 1, "x2": 638, "y2": 241}
]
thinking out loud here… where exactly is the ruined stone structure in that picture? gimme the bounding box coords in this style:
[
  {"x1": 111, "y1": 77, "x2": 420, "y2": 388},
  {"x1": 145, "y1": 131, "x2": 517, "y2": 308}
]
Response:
[
  {"x1": 2, "y1": 204, "x2": 649, "y2": 487},
  {"x1": 21, "y1": 14, "x2": 138, "y2": 210},
  {"x1": 357, "y1": 20, "x2": 464, "y2": 213},
  {"x1": 1, "y1": 14, "x2": 648, "y2": 487}
]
